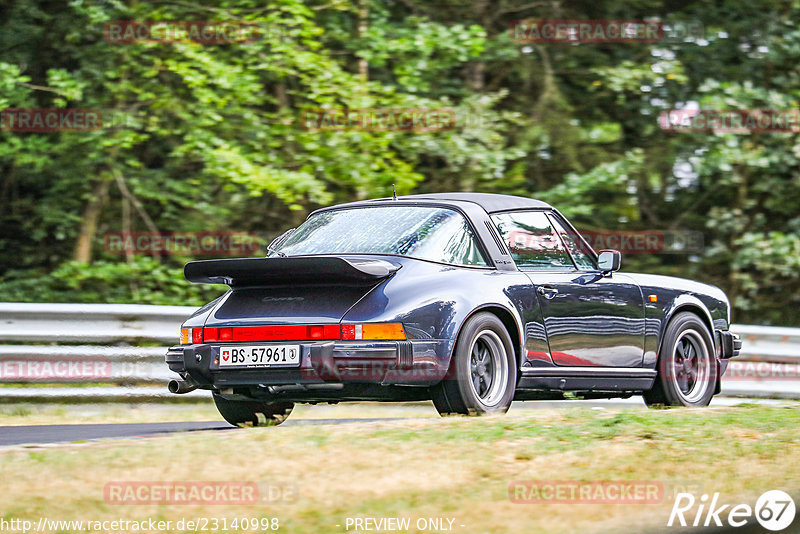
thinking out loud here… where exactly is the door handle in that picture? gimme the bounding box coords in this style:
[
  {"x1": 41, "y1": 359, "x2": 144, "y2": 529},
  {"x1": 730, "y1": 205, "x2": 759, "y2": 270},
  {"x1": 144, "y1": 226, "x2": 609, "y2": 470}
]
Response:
[{"x1": 537, "y1": 286, "x2": 559, "y2": 299}]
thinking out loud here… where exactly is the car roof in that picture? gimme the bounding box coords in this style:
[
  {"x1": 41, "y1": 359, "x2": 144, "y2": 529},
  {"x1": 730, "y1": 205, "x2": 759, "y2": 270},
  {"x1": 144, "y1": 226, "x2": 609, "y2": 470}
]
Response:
[{"x1": 363, "y1": 192, "x2": 552, "y2": 213}]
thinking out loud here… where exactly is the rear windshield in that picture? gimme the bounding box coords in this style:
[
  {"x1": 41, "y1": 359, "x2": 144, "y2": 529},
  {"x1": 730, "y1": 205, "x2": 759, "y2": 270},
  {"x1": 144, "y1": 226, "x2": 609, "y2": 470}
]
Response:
[{"x1": 274, "y1": 205, "x2": 488, "y2": 266}]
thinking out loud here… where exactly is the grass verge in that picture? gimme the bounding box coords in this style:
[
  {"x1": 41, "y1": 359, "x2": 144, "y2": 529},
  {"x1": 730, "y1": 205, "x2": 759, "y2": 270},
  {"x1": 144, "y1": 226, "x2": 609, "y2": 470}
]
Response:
[{"x1": 0, "y1": 404, "x2": 798, "y2": 533}]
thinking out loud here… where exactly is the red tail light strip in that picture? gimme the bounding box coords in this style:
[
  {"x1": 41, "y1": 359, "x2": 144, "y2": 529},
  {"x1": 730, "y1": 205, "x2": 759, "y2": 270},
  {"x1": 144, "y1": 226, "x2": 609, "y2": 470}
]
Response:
[
  {"x1": 202, "y1": 324, "x2": 341, "y2": 342},
  {"x1": 192, "y1": 328, "x2": 203, "y2": 343}
]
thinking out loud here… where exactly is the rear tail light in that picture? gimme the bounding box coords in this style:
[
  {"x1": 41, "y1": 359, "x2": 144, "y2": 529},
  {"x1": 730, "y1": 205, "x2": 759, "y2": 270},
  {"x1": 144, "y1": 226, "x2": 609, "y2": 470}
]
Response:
[
  {"x1": 341, "y1": 323, "x2": 406, "y2": 341},
  {"x1": 192, "y1": 328, "x2": 203, "y2": 343},
  {"x1": 309, "y1": 325, "x2": 325, "y2": 339},
  {"x1": 188, "y1": 323, "x2": 406, "y2": 343},
  {"x1": 341, "y1": 324, "x2": 356, "y2": 340},
  {"x1": 204, "y1": 327, "x2": 233, "y2": 342},
  {"x1": 201, "y1": 324, "x2": 340, "y2": 342}
]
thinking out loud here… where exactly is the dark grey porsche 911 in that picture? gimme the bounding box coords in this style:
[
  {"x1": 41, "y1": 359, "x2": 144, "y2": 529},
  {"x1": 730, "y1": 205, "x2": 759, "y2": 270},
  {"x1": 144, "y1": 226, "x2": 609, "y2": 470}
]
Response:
[{"x1": 166, "y1": 193, "x2": 741, "y2": 426}]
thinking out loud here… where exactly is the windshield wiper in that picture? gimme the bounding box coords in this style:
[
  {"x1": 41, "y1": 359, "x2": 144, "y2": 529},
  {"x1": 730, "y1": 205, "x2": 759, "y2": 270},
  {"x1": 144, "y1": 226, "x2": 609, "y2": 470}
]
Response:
[
  {"x1": 266, "y1": 228, "x2": 295, "y2": 258},
  {"x1": 266, "y1": 246, "x2": 287, "y2": 258}
]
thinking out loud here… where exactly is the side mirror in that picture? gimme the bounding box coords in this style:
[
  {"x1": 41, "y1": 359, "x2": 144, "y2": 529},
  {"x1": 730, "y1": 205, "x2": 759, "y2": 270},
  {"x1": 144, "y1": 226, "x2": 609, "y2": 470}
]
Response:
[{"x1": 597, "y1": 249, "x2": 621, "y2": 273}]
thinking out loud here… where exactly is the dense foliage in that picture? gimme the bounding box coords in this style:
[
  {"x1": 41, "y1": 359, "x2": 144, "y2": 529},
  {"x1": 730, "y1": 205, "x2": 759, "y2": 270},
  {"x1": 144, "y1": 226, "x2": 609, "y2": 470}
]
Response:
[{"x1": 1, "y1": 0, "x2": 798, "y2": 325}]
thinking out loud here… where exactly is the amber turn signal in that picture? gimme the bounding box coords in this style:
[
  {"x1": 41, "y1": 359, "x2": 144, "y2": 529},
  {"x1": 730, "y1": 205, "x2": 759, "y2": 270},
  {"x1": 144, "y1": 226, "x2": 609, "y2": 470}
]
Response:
[{"x1": 341, "y1": 323, "x2": 406, "y2": 340}]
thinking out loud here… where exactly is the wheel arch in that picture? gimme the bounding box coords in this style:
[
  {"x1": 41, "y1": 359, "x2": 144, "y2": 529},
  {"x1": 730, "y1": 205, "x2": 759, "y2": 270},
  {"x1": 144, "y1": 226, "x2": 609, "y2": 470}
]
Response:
[
  {"x1": 647, "y1": 297, "x2": 720, "y2": 406},
  {"x1": 657, "y1": 296, "x2": 715, "y2": 357},
  {"x1": 457, "y1": 304, "x2": 523, "y2": 369},
  {"x1": 655, "y1": 296, "x2": 720, "y2": 393},
  {"x1": 658, "y1": 295, "x2": 715, "y2": 355}
]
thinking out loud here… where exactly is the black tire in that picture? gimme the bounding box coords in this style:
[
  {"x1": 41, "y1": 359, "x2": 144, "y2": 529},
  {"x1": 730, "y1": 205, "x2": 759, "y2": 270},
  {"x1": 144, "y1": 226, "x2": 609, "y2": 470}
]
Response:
[
  {"x1": 432, "y1": 312, "x2": 517, "y2": 416},
  {"x1": 213, "y1": 392, "x2": 294, "y2": 427},
  {"x1": 644, "y1": 312, "x2": 717, "y2": 408}
]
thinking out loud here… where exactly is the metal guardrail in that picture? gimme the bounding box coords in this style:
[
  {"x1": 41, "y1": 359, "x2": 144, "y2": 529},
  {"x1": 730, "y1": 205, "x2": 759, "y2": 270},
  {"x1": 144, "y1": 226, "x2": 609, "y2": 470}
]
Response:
[
  {"x1": 0, "y1": 303, "x2": 797, "y2": 402},
  {"x1": 720, "y1": 324, "x2": 800, "y2": 399},
  {"x1": 0, "y1": 303, "x2": 196, "y2": 344},
  {"x1": 0, "y1": 303, "x2": 203, "y2": 402}
]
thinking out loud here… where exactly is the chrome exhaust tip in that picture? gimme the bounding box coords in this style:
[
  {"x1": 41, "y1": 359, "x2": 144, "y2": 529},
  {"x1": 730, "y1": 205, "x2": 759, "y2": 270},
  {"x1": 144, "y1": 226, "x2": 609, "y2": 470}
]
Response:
[{"x1": 168, "y1": 379, "x2": 198, "y2": 394}]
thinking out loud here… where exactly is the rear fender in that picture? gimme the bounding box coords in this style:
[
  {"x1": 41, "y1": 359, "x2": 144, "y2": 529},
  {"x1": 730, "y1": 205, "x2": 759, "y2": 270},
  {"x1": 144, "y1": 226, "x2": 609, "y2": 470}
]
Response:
[
  {"x1": 457, "y1": 303, "x2": 525, "y2": 368},
  {"x1": 341, "y1": 261, "x2": 529, "y2": 379}
]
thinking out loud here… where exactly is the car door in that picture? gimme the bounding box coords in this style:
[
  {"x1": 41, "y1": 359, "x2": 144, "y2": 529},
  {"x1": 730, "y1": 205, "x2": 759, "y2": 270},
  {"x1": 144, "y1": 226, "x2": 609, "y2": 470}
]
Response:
[{"x1": 491, "y1": 209, "x2": 646, "y2": 368}]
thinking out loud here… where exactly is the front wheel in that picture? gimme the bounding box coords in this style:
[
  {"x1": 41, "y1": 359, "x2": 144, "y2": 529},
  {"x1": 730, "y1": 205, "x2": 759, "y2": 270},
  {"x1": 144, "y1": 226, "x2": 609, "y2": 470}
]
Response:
[
  {"x1": 432, "y1": 312, "x2": 517, "y2": 416},
  {"x1": 213, "y1": 392, "x2": 294, "y2": 427},
  {"x1": 644, "y1": 312, "x2": 717, "y2": 407}
]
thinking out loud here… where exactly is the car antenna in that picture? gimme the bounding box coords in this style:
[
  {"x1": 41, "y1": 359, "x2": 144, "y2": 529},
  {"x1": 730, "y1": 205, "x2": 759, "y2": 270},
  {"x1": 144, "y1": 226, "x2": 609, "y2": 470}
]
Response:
[{"x1": 392, "y1": 184, "x2": 397, "y2": 200}]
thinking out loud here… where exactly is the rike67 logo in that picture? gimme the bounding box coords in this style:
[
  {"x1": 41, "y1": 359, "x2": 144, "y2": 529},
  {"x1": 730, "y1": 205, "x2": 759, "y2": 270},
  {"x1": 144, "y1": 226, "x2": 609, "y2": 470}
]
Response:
[{"x1": 668, "y1": 490, "x2": 796, "y2": 531}]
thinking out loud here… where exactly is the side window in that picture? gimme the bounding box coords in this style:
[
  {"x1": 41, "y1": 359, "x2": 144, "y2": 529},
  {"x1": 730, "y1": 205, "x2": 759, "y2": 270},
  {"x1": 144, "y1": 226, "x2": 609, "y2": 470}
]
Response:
[
  {"x1": 547, "y1": 214, "x2": 597, "y2": 271},
  {"x1": 491, "y1": 211, "x2": 575, "y2": 269}
]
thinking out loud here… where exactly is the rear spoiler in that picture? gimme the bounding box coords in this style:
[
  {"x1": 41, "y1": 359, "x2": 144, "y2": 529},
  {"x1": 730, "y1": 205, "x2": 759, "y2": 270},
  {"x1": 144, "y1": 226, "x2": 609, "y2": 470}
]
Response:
[{"x1": 184, "y1": 256, "x2": 400, "y2": 287}]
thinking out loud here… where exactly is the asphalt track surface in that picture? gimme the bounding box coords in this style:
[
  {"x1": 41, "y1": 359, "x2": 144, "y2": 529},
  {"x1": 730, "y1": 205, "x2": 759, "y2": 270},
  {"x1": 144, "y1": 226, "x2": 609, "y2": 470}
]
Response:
[
  {"x1": 0, "y1": 397, "x2": 790, "y2": 447},
  {"x1": 0, "y1": 417, "x2": 417, "y2": 447}
]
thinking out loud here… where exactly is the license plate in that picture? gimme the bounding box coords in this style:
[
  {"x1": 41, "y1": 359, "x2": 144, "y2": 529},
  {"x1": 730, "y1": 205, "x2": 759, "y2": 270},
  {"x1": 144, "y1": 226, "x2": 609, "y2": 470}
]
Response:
[{"x1": 217, "y1": 345, "x2": 301, "y2": 368}]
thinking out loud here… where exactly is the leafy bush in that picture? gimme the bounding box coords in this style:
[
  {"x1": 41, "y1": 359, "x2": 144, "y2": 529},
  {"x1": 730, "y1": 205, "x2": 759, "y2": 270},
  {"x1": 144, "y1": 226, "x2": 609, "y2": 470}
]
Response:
[{"x1": 0, "y1": 258, "x2": 225, "y2": 305}]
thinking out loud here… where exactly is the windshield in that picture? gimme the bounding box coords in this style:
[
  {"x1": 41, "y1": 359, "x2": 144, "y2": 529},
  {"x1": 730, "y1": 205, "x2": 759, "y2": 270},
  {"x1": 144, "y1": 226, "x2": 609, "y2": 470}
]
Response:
[{"x1": 274, "y1": 205, "x2": 487, "y2": 266}]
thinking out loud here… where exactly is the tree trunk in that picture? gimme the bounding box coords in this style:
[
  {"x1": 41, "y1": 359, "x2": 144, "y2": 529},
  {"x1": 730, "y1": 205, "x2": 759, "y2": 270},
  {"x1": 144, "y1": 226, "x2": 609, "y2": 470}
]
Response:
[
  {"x1": 73, "y1": 179, "x2": 110, "y2": 264},
  {"x1": 357, "y1": 1, "x2": 369, "y2": 87}
]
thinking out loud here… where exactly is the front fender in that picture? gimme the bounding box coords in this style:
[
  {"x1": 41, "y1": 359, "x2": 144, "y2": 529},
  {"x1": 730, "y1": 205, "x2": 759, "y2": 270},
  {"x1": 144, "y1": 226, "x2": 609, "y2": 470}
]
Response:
[{"x1": 626, "y1": 273, "x2": 731, "y2": 369}]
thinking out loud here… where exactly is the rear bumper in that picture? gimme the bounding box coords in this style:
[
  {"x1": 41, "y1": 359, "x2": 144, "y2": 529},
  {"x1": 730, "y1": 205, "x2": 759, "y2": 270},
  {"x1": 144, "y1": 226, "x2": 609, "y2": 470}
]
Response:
[{"x1": 166, "y1": 339, "x2": 452, "y2": 389}]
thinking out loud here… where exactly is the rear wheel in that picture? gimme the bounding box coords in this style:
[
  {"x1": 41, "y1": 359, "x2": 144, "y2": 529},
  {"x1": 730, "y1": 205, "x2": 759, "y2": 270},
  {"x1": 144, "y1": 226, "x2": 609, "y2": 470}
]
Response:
[
  {"x1": 213, "y1": 392, "x2": 294, "y2": 427},
  {"x1": 644, "y1": 312, "x2": 717, "y2": 407},
  {"x1": 432, "y1": 312, "x2": 517, "y2": 416}
]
